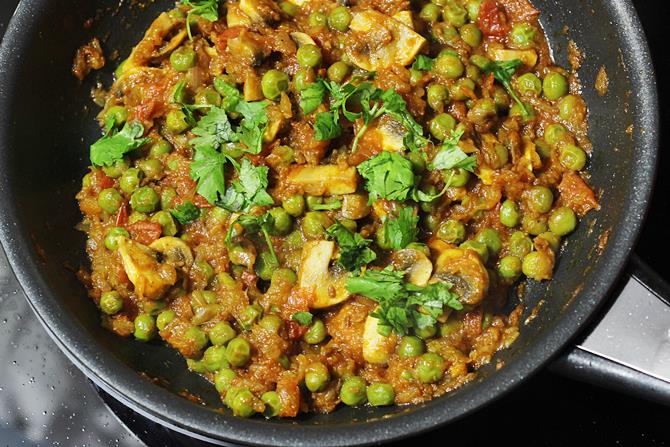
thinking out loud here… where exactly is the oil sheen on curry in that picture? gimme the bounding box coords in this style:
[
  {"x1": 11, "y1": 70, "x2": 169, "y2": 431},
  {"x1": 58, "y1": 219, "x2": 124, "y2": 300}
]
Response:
[{"x1": 75, "y1": 0, "x2": 598, "y2": 418}]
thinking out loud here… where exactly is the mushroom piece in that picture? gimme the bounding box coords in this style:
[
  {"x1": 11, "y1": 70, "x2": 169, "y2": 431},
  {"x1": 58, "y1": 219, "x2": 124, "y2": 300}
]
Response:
[
  {"x1": 289, "y1": 32, "x2": 316, "y2": 47},
  {"x1": 117, "y1": 237, "x2": 178, "y2": 300},
  {"x1": 390, "y1": 248, "x2": 433, "y2": 287},
  {"x1": 287, "y1": 165, "x2": 358, "y2": 196},
  {"x1": 431, "y1": 247, "x2": 489, "y2": 305},
  {"x1": 362, "y1": 312, "x2": 397, "y2": 364},
  {"x1": 239, "y1": 0, "x2": 281, "y2": 24},
  {"x1": 298, "y1": 240, "x2": 350, "y2": 309},
  {"x1": 488, "y1": 47, "x2": 538, "y2": 68},
  {"x1": 345, "y1": 10, "x2": 427, "y2": 72},
  {"x1": 149, "y1": 236, "x2": 195, "y2": 270}
]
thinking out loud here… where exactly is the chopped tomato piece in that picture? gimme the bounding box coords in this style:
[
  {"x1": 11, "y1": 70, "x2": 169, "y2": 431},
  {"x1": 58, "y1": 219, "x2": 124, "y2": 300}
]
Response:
[
  {"x1": 478, "y1": 0, "x2": 510, "y2": 38},
  {"x1": 127, "y1": 221, "x2": 162, "y2": 245}
]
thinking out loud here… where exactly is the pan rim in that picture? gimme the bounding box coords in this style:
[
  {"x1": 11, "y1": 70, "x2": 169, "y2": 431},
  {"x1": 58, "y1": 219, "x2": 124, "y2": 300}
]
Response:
[{"x1": 0, "y1": 0, "x2": 659, "y2": 444}]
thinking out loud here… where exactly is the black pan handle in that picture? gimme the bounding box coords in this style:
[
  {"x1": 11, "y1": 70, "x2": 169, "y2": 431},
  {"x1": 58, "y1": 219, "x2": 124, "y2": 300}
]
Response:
[{"x1": 550, "y1": 255, "x2": 670, "y2": 405}]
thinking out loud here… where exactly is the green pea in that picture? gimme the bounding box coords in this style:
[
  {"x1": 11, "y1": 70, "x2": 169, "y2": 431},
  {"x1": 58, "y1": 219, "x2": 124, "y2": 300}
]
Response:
[
  {"x1": 255, "y1": 251, "x2": 279, "y2": 281},
  {"x1": 544, "y1": 123, "x2": 569, "y2": 146},
  {"x1": 444, "y1": 168, "x2": 470, "y2": 187},
  {"x1": 98, "y1": 188, "x2": 123, "y2": 214},
  {"x1": 209, "y1": 322, "x2": 236, "y2": 346},
  {"x1": 409, "y1": 68, "x2": 423, "y2": 86},
  {"x1": 407, "y1": 152, "x2": 426, "y2": 174},
  {"x1": 522, "y1": 216, "x2": 548, "y2": 236},
  {"x1": 305, "y1": 362, "x2": 330, "y2": 392},
  {"x1": 517, "y1": 73, "x2": 542, "y2": 96},
  {"x1": 558, "y1": 94, "x2": 582, "y2": 121},
  {"x1": 367, "y1": 383, "x2": 395, "y2": 406},
  {"x1": 82, "y1": 172, "x2": 93, "y2": 188},
  {"x1": 492, "y1": 85, "x2": 510, "y2": 111},
  {"x1": 440, "y1": 318, "x2": 462, "y2": 336},
  {"x1": 100, "y1": 291, "x2": 123, "y2": 315},
  {"x1": 258, "y1": 314, "x2": 284, "y2": 333},
  {"x1": 215, "y1": 368, "x2": 236, "y2": 393},
  {"x1": 510, "y1": 101, "x2": 534, "y2": 121},
  {"x1": 308, "y1": 11, "x2": 327, "y2": 28},
  {"x1": 194, "y1": 260, "x2": 215, "y2": 284},
  {"x1": 262, "y1": 69, "x2": 290, "y2": 100},
  {"x1": 103, "y1": 159, "x2": 129, "y2": 179},
  {"x1": 535, "y1": 231, "x2": 561, "y2": 252},
  {"x1": 543, "y1": 72, "x2": 569, "y2": 100},
  {"x1": 166, "y1": 109, "x2": 190, "y2": 134},
  {"x1": 278, "y1": 354, "x2": 290, "y2": 369},
  {"x1": 427, "y1": 83, "x2": 449, "y2": 112},
  {"x1": 239, "y1": 304, "x2": 263, "y2": 330},
  {"x1": 526, "y1": 186, "x2": 554, "y2": 214},
  {"x1": 114, "y1": 58, "x2": 128, "y2": 78},
  {"x1": 476, "y1": 228, "x2": 502, "y2": 256},
  {"x1": 469, "y1": 54, "x2": 490, "y2": 70},
  {"x1": 429, "y1": 113, "x2": 456, "y2": 140},
  {"x1": 559, "y1": 144, "x2": 587, "y2": 171},
  {"x1": 151, "y1": 210, "x2": 178, "y2": 236},
  {"x1": 105, "y1": 106, "x2": 128, "y2": 128},
  {"x1": 467, "y1": 98, "x2": 497, "y2": 124},
  {"x1": 203, "y1": 345, "x2": 229, "y2": 372},
  {"x1": 433, "y1": 23, "x2": 459, "y2": 44},
  {"x1": 128, "y1": 211, "x2": 147, "y2": 224},
  {"x1": 104, "y1": 227, "x2": 130, "y2": 250},
  {"x1": 138, "y1": 159, "x2": 164, "y2": 181},
  {"x1": 500, "y1": 199, "x2": 520, "y2": 227},
  {"x1": 459, "y1": 23, "x2": 482, "y2": 47},
  {"x1": 466, "y1": 64, "x2": 481, "y2": 82},
  {"x1": 297, "y1": 44, "x2": 322, "y2": 68},
  {"x1": 186, "y1": 358, "x2": 207, "y2": 373},
  {"x1": 328, "y1": 6, "x2": 352, "y2": 31},
  {"x1": 226, "y1": 337, "x2": 251, "y2": 367},
  {"x1": 161, "y1": 187, "x2": 177, "y2": 210},
  {"x1": 375, "y1": 225, "x2": 392, "y2": 250},
  {"x1": 465, "y1": 0, "x2": 481, "y2": 20},
  {"x1": 522, "y1": 251, "x2": 553, "y2": 281},
  {"x1": 130, "y1": 186, "x2": 160, "y2": 213},
  {"x1": 434, "y1": 52, "x2": 464, "y2": 79},
  {"x1": 327, "y1": 61, "x2": 351, "y2": 83},
  {"x1": 303, "y1": 318, "x2": 327, "y2": 344},
  {"x1": 420, "y1": 3, "x2": 441, "y2": 22},
  {"x1": 437, "y1": 219, "x2": 466, "y2": 244},
  {"x1": 195, "y1": 86, "x2": 222, "y2": 107},
  {"x1": 282, "y1": 195, "x2": 305, "y2": 217},
  {"x1": 397, "y1": 336, "x2": 425, "y2": 357},
  {"x1": 118, "y1": 168, "x2": 142, "y2": 194},
  {"x1": 170, "y1": 46, "x2": 196, "y2": 72},
  {"x1": 340, "y1": 376, "x2": 367, "y2": 406},
  {"x1": 498, "y1": 255, "x2": 522, "y2": 280},
  {"x1": 535, "y1": 139, "x2": 552, "y2": 159},
  {"x1": 548, "y1": 207, "x2": 577, "y2": 236},
  {"x1": 443, "y1": 0, "x2": 467, "y2": 26},
  {"x1": 279, "y1": 0, "x2": 298, "y2": 16},
  {"x1": 450, "y1": 77, "x2": 475, "y2": 101},
  {"x1": 460, "y1": 240, "x2": 489, "y2": 263},
  {"x1": 416, "y1": 352, "x2": 445, "y2": 383},
  {"x1": 268, "y1": 207, "x2": 292, "y2": 236},
  {"x1": 185, "y1": 326, "x2": 209, "y2": 352},
  {"x1": 415, "y1": 325, "x2": 437, "y2": 339},
  {"x1": 134, "y1": 314, "x2": 156, "y2": 342},
  {"x1": 226, "y1": 387, "x2": 257, "y2": 418},
  {"x1": 156, "y1": 310, "x2": 176, "y2": 331},
  {"x1": 302, "y1": 211, "x2": 332, "y2": 239},
  {"x1": 509, "y1": 22, "x2": 535, "y2": 49},
  {"x1": 261, "y1": 391, "x2": 282, "y2": 417}
]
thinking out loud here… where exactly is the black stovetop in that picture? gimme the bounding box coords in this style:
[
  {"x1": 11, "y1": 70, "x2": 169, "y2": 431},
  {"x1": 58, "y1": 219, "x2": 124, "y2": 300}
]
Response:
[{"x1": 1, "y1": 1, "x2": 669, "y2": 446}]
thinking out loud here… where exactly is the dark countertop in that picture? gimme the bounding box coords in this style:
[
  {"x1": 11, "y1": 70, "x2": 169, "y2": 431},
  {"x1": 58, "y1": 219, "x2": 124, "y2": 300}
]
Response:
[{"x1": 0, "y1": 0, "x2": 669, "y2": 446}]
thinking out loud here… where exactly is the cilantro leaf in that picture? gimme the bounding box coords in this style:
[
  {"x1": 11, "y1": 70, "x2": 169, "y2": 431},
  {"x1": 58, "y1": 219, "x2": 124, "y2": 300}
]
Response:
[
  {"x1": 172, "y1": 80, "x2": 210, "y2": 126},
  {"x1": 383, "y1": 206, "x2": 419, "y2": 250},
  {"x1": 235, "y1": 100, "x2": 268, "y2": 154},
  {"x1": 213, "y1": 78, "x2": 242, "y2": 112},
  {"x1": 292, "y1": 311, "x2": 313, "y2": 326},
  {"x1": 357, "y1": 151, "x2": 417, "y2": 202},
  {"x1": 170, "y1": 201, "x2": 201, "y2": 225},
  {"x1": 326, "y1": 222, "x2": 377, "y2": 272},
  {"x1": 182, "y1": 0, "x2": 221, "y2": 40},
  {"x1": 225, "y1": 212, "x2": 278, "y2": 265},
  {"x1": 411, "y1": 55, "x2": 434, "y2": 71},
  {"x1": 90, "y1": 121, "x2": 150, "y2": 167},
  {"x1": 218, "y1": 158, "x2": 274, "y2": 212},
  {"x1": 190, "y1": 106, "x2": 237, "y2": 150},
  {"x1": 346, "y1": 267, "x2": 406, "y2": 302},
  {"x1": 482, "y1": 59, "x2": 529, "y2": 117},
  {"x1": 189, "y1": 145, "x2": 229, "y2": 204},
  {"x1": 310, "y1": 200, "x2": 342, "y2": 211},
  {"x1": 313, "y1": 111, "x2": 342, "y2": 141},
  {"x1": 300, "y1": 80, "x2": 326, "y2": 115},
  {"x1": 430, "y1": 127, "x2": 477, "y2": 172}
]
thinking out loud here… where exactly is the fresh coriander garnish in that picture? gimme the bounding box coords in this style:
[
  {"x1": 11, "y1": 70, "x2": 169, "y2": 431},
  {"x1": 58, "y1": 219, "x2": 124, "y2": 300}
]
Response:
[
  {"x1": 225, "y1": 212, "x2": 278, "y2": 266},
  {"x1": 299, "y1": 81, "x2": 327, "y2": 115},
  {"x1": 346, "y1": 267, "x2": 463, "y2": 336},
  {"x1": 482, "y1": 59, "x2": 529, "y2": 117},
  {"x1": 383, "y1": 206, "x2": 419, "y2": 250},
  {"x1": 218, "y1": 158, "x2": 274, "y2": 212},
  {"x1": 325, "y1": 222, "x2": 377, "y2": 272},
  {"x1": 90, "y1": 121, "x2": 150, "y2": 167},
  {"x1": 181, "y1": 0, "x2": 221, "y2": 40},
  {"x1": 189, "y1": 145, "x2": 236, "y2": 204},
  {"x1": 430, "y1": 127, "x2": 477, "y2": 172},
  {"x1": 310, "y1": 200, "x2": 342, "y2": 211},
  {"x1": 292, "y1": 311, "x2": 313, "y2": 326},
  {"x1": 411, "y1": 54, "x2": 434, "y2": 71},
  {"x1": 170, "y1": 201, "x2": 201, "y2": 224},
  {"x1": 357, "y1": 151, "x2": 416, "y2": 202},
  {"x1": 190, "y1": 106, "x2": 237, "y2": 150}
]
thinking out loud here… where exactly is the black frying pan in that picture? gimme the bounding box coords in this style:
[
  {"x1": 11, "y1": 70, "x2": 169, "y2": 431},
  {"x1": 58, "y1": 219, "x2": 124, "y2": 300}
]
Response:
[{"x1": 0, "y1": 0, "x2": 661, "y2": 445}]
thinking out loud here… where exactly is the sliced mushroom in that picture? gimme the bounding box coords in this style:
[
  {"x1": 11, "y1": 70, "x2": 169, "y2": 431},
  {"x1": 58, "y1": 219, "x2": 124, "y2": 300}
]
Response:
[
  {"x1": 341, "y1": 194, "x2": 371, "y2": 220},
  {"x1": 391, "y1": 248, "x2": 433, "y2": 286},
  {"x1": 289, "y1": 32, "x2": 316, "y2": 47},
  {"x1": 432, "y1": 247, "x2": 489, "y2": 305},
  {"x1": 298, "y1": 240, "x2": 350, "y2": 309},
  {"x1": 239, "y1": 0, "x2": 281, "y2": 24},
  {"x1": 227, "y1": 4, "x2": 253, "y2": 27},
  {"x1": 361, "y1": 114, "x2": 406, "y2": 152},
  {"x1": 117, "y1": 237, "x2": 177, "y2": 300},
  {"x1": 391, "y1": 11, "x2": 414, "y2": 28},
  {"x1": 519, "y1": 136, "x2": 541, "y2": 173},
  {"x1": 346, "y1": 10, "x2": 427, "y2": 72},
  {"x1": 488, "y1": 47, "x2": 538, "y2": 68},
  {"x1": 362, "y1": 313, "x2": 397, "y2": 364},
  {"x1": 287, "y1": 165, "x2": 358, "y2": 196},
  {"x1": 149, "y1": 236, "x2": 194, "y2": 270}
]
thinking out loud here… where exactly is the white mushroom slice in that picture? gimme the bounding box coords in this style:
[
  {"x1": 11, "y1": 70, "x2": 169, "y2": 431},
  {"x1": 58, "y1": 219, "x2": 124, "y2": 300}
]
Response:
[
  {"x1": 519, "y1": 136, "x2": 541, "y2": 173},
  {"x1": 149, "y1": 237, "x2": 194, "y2": 270},
  {"x1": 346, "y1": 10, "x2": 427, "y2": 71},
  {"x1": 298, "y1": 240, "x2": 350, "y2": 309},
  {"x1": 391, "y1": 249, "x2": 433, "y2": 287},
  {"x1": 287, "y1": 165, "x2": 358, "y2": 196},
  {"x1": 341, "y1": 194, "x2": 371, "y2": 220},
  {"x1": 227, "y1": 4, "x2": 253, "y2": 27},
  {"x1": 117, "y1": 237, "x2": 177, "y2": 300},
  {"x1": 290, "y1": 31, "x2": 316, "y2": 47},
  {"x1": 239, "y1": 0, "x2": 269, "y2": 23},
  {"x1": 391, "y1": 11, "x2": 414, "y2": 28},
  {"x1": 489, "y1": 48, "x2": 538, "y2": 68},
  {"x1": 433, "y1": 247, "x2": 489, "y2": 305},
  {"x1": 363, "y1": 115, "x2": 405, "y2": 152},
  {"x1": 362, "y1": 312, "x2": 397, "y2": 364}
]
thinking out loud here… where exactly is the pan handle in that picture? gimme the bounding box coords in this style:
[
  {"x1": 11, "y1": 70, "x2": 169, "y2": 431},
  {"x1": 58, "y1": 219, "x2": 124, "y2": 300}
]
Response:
[{"x1": 550, "y1": 255, "x2": 670, "y2": 405}]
